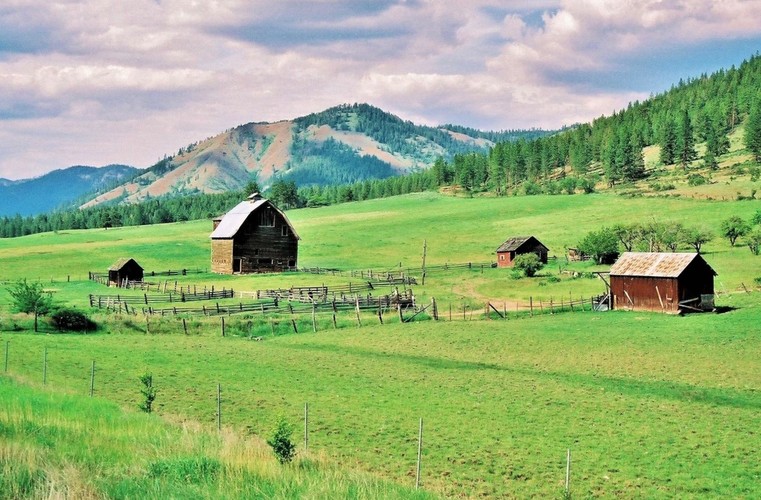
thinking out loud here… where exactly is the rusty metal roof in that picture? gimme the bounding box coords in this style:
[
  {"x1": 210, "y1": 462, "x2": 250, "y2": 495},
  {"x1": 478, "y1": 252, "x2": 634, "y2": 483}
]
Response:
[
  {"x1": 609, "y1": 252, "x2": 716, "y2": 278},
  {"x1": 210, "y1": 197, "x2": 299, "y2": 240},
  {"x1": 496, "y1": 236, "x2": 548, "y2": 253}
]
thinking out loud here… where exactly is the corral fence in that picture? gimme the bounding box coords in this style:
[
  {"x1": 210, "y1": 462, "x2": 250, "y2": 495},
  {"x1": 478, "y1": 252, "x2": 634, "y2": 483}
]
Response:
[
  {"x1": 247, "y1": 282, "x2": 412, "y2": 303},
  {"x1": 88, "y1": 268, "x2": 205, "y2": 287},
  {"x1": 89, "y1": 289, "x2": 235, "y2": 309},
  {"x1": 296, "y1": 267, "x2": 417, "y2": 285}
]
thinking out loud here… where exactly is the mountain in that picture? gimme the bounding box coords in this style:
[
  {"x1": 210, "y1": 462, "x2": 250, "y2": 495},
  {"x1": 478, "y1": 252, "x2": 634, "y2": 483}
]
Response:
[
  {"x1": 81, "y1": 103, "x2": 549, "y2": 208},
  {"x1": 0, "y1": 165, "x2": 139, "y2": 216}
]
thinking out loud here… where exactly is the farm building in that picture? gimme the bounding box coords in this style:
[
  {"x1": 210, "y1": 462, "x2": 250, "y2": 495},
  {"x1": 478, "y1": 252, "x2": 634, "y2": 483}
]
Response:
[
  {"x1": 108, "y1": 258, "x2": 143, "y2": 286},
  {"x1": 496, "y1": 236, "x2": 549, "y2": 268},
  {"x1": 609, "y1": 252, "x2": 717, "y2": 313},
  {"x1": 210, "y1": 193, "x2": 299, "y2": 274}
]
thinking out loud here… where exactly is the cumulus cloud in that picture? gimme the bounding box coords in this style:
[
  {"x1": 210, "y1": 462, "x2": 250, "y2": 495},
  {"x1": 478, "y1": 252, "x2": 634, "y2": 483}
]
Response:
[{"x1": 0, "y1": 0, "x2": 760, "y2": 178}]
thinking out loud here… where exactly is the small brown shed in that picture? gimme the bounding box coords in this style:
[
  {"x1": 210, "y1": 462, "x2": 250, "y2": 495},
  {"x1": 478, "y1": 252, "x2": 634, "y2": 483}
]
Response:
[
  {"x1": 609, "y1": 252, "x2": 717, "y2": 313},
  {"x1": 108, "y1": 258, "x2": 143, "y2": 286},
  {"x1": 496, "y1": 236, "x2": 549, "y2": 268},
  {"x1": 210, "y1": 193, "x2": 299, "y2": 274}
]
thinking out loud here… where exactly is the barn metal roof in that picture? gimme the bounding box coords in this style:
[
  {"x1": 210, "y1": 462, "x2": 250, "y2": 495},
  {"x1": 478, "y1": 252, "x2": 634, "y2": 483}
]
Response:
[
  {"x1": 496, "y1": 236, "x2": 548, "y2": 253},
  {"x1": 609, "y1": 252, "x2": 716, "y2": 278},
  {"x1": 209, "y1": 197, "x2": 300, "y2": 240}
]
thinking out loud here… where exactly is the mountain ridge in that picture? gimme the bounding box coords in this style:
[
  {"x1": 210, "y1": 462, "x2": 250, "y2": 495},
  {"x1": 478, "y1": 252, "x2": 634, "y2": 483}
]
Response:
[{"x1": 80, "y1": 103, "x2": 550, "y2": 208}]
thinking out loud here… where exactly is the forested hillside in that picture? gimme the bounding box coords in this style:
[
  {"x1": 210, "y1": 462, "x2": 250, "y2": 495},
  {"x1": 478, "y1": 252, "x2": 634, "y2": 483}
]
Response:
[{"x1": 3, "y1": 54, "x2": 761, "y2": 238}]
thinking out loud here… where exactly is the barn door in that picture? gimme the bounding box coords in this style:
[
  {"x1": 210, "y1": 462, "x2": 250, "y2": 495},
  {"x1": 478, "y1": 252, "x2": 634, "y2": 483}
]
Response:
[{"x1": 233, "y1": 258, "x2": 241, "y2": 273}]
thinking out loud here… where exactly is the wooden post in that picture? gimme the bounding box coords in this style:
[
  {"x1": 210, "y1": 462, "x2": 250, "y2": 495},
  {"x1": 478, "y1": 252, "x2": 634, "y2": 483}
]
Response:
[
  {"x1": 90, "y1": 360, "x2": 95, "y2": 397},
  {"x1": 312, "y1": 304, "x2": 318, "y2": 332},
  {"x1": 421, "y1": 240, "x2": 427, "y2": 285},
  {"x1": 43, "y1": 347, "x2": 47, "y2": 385},
  {"x1": 217, "y1": 384, "x2": 222, "y2": 432},
  {"x1": 398, "y1": 303, "x2": 404, "y2": 323},
  {"x1": 529, "y1": 297, "x2": 533, "y2": 317},
  {"x1": 332, "y1": 312, "x2": 337, "y2": 329},
  {"x1": 377, "y1": 302, "x2": 384, "y2": 325},
  {"x1": 565, "y1": 448, "x2": 571, "y2": 494},
  {"x1": 355, "y1": 297, "x2": 362, "y2": 327},
  {"x1": 415, "y1": 417, "x2": 423, "y2": 489},
  {"x1": 291, "y1": 319, "x2": 298, "y2": 333},
  {"x1": 183, "y1": 318, "x2": 188, "y2": 335},
  {"x1": 145, "y1": 315, "x2": 150, "y2": 334},
  {"x1": 304, "y1": 402, "x2": 309, "y2": 452},
  {"x1": 431, "y1": 297, "x2": 438, "y2": 320},
  {"x1": 221, "y1": 317, "x2": 226, "y2": 337}
]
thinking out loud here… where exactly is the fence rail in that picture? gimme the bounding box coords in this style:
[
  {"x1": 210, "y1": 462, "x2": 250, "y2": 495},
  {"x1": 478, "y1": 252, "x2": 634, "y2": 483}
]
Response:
[{"x1": 89, "y1": 289, "x2": 234, "y2": 308}]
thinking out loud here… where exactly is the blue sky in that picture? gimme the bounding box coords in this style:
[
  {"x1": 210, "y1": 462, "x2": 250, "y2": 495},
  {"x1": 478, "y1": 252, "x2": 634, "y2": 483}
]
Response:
[{"x1": 1, "y1": 0, "x2": 760, "y2": 179}]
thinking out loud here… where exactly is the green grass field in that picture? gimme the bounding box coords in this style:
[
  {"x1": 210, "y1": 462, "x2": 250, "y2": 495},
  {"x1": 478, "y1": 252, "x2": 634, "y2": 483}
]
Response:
[{"x1": 2, "y1": 192, "x2": 761, "y2": 498}]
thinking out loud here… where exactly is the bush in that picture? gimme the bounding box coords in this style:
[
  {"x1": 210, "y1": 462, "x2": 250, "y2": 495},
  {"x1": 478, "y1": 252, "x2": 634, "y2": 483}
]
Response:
[
  {"x1": 687, "y1": 174, "x2": 707, "y2": 186},
  {"x1": 50, "y1": 308, "x2": 96, "y2": 332},
  {"x1": 267, "y1": 417, "x2": 296, "y2": 464},
  {"x1": 512, "y1": 253, "x2": 544, "y2": 277}
]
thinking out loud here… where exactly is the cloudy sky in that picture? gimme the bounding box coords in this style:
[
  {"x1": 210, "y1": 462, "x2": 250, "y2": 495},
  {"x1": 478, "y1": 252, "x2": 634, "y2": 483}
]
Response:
[{"x1": 1, "y1": 0, "x2": 760, "y2": 180}]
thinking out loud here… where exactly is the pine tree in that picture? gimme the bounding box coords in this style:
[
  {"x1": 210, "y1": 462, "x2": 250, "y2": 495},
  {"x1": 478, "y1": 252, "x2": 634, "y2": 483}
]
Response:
[
  {"x1": 745, "y1": 102, "x2": 761, "y2": 162},
  {"x1": 659, "y1": 119, "x2": 677, "y2": 165},
  {"x1": 676, "y1": 109, "x2": 698, "y2": 168}
]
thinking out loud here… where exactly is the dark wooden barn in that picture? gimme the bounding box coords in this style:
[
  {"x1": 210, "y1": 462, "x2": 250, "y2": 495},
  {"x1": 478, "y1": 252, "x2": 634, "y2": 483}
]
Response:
[
  {"x1": 609, "y1": 252, "x2": 717, "y2": 313},
  {"x1": 108, "y1": 258, "x2": 143, "y2": 286},
  {"x1": 496, "y1": 236, "x2": 549, "y2": 268},
  {"x1": 210, "y1": 193, "x2": 299, "y2": 274}
]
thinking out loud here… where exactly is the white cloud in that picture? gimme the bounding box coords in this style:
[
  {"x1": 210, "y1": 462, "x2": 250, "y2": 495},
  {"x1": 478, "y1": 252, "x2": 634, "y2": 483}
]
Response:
[{"x1": 0, "y1": 0, "x2": 760, "y2": 179}]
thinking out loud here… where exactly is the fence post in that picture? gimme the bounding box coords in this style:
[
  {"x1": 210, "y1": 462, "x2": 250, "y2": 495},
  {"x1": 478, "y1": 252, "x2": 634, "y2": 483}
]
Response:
[
  {"x1": 304, "y1": 402, "x2": 309, "y2": 452},
  {"x1": 565, "y1": 448, "x2": 572, "y2": 494},
  {"x1": 221, "y1": 317, "x2": 225, "y2": 337},
  {"x1": 90, "y1": 360, "x2": 95, "y2": 397},
  {"x1": 355, "y1": 297, "x2": 362, "y2": 327},
  {"x1": 415, "y1": 417, "x2": 424, "y2": 489},
  {"x1": 431, "y1": 297, "x2": 438, "y2": 320},
  {"x1": 529, "y1": 297, "x2": 533, "y2": 317},
  {"x1": 216, "y1": 383, "x2": 222, "y2": 431},
  {"x1": 43, "y1": 346, "x2": 47, "y2": 385}
]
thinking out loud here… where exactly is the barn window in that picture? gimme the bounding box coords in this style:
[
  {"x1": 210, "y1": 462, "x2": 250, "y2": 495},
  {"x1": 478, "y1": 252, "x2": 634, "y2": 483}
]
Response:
[
  {"x1": 259, "y1": 209, "x2": 275, "y2": 227},
  {"x1": 258, "y1": 258, "x2": 273, "y2": 265},
  {"x1": 500, "y1": 254, "x2": 504, "y2": 260},
  {"x1": 281, "y1": 225, "x2": 289, "y2": 237}
]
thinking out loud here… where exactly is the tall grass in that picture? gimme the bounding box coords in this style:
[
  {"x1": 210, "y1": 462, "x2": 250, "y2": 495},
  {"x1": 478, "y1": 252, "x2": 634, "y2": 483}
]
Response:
[{"x1": 0, "y1": 376, "x2": 434, "y2": 499}]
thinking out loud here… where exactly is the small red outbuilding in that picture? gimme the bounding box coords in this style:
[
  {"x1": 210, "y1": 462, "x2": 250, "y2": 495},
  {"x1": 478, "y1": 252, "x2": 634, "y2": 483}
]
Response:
[
  {"x1": 495, "y1": 236, "x2": 549, "y2": 268},
  {"x1": 609, "y1": 252, "x2": 716, "y2": 313}
]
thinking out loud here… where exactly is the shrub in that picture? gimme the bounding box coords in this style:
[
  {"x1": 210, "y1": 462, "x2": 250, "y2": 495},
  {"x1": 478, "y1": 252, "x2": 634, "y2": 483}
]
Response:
[
  {"x1": 687, "y1": 174, "x2": 707, "y2": 186},
  {"x1": 50, "y1": 309, "x2": 96, "y2": 332},
  {"x1": 267, "y1": 417, "x2": 296, "y2": 464},
  {"x1": 512, "y1": 253, "x2": 544, "y2": 277},
  {"x1": 139, "y1": 373, "x2": 156, "y2": 414}
]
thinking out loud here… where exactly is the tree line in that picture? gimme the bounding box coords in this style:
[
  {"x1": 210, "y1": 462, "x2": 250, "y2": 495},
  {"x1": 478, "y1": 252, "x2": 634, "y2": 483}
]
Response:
[{"x1": 2, "y1": 55, "x2": 761, "y2": 238}]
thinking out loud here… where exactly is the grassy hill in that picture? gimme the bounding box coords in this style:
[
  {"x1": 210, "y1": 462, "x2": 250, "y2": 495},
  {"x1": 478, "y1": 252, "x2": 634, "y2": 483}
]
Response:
[{"x1": 2, "y1": 193, "x2": 761, "y2": 497}]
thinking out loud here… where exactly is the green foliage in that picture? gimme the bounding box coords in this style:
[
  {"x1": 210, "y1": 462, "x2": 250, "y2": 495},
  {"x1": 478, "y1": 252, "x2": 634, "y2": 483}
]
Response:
[
  {"x1": 139, "y1": 373, "x2": 156, "y2": 414},
  {"x1": 267, "y1": 417, "x2": 296, "y2": 464},
  {"x1": 687, "y1": 173, "x2": 707, "y2": 186},
  {"x1": 578, "y1": 227, "x2": 619, "y2": 264},
  {"x1": 512, "y1": 253, "x2": 544, "y2": 277},
  {"x1": 747, "y1": 228, "x2": 761, "y2": 255},
  {"x1": 721, "y1": 216, "x2": 750, "y2": 246},
  {"x1": 745, "y1": 101, "x2": 761, "y2": 162},
  {"x1": 6, "y1": 279, "x2": 53, "y2": 332},
  {"x1": 50, "y1": 308, "x2": 96, "y2": 332}
]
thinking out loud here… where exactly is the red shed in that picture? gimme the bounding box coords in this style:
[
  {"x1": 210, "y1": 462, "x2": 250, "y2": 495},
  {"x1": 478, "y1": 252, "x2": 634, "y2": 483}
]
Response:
[
  {"x1": 609, "y1": 252, "x2": 717, "y2": 313},
  {"x1": 496, "y1": 236, "x2": 549, "y2": 268}
]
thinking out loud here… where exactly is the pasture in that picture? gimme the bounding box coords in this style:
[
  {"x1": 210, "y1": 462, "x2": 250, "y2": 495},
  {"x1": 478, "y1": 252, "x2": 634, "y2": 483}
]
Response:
[{"x1": 2, "y1": 191, "x2": 761, "y2": 497}]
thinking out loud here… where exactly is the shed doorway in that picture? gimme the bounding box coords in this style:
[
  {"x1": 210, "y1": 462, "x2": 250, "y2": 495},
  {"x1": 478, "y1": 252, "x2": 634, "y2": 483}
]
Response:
[{"x1": 233, "y1": 258, "x2": 241, "y2": 273}]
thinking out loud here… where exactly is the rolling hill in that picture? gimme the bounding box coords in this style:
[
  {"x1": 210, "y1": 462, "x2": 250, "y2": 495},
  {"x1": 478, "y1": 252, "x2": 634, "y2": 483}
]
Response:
[
  {"x1": 0, "y1": 165, "x2": 138, "y2": 217},
  {"x1": 81, "y1": 103, "x2": 549, "y2": 208}
]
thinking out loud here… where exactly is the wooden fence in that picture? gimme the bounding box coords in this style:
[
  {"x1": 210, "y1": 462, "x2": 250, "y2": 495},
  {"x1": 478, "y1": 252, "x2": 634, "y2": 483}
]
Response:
[{"x1": 89, "y1": 289, "x2": 234, "y2": 308}]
